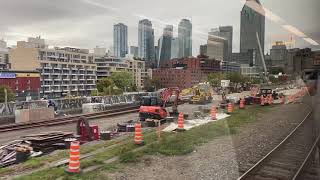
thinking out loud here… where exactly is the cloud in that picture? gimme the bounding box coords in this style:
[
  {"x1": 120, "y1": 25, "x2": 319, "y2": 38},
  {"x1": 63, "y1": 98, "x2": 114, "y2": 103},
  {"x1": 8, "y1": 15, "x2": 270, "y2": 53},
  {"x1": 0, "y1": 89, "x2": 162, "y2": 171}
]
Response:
[{"x1": 0, "y1": 0, "x2": 319, "y2": 55}]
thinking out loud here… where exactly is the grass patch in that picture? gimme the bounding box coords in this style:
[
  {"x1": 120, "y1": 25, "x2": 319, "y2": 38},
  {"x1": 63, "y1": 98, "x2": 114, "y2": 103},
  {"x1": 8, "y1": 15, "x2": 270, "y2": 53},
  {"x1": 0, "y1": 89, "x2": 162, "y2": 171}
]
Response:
[
  {"x1": 0, "y1": 167, "x2": 15, "y2": 176},
  {"x1": 15, "y1": 105, "x2": 273, "y2": 179}
]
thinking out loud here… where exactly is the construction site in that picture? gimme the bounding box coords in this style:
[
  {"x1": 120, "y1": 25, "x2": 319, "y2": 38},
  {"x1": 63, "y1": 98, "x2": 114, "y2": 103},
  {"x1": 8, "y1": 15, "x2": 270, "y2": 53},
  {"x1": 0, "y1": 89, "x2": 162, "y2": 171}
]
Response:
[{"x1": 0, "y1": 77, "x2": 318, "y2": 180}]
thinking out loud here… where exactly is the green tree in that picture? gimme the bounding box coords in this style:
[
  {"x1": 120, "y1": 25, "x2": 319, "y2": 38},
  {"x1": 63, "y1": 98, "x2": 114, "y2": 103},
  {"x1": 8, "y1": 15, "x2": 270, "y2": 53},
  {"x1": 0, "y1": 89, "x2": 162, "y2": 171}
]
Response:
[
  {"x1": 96, "y1": 78, "x2": 123, "y2": 95},
  {"x1": 97, "y1": 78, "x2": 114, "y2": 93},
  {"x1": 110, "y1": 71, "x2": 134, "y2": 92},
  {"x1": 103, "y1": 85, "x2": 123, "y2": 95},
  {"x1": 207, "y1": 72, "x2": 226, "y2": 87},
  {"x1": 0, "y1": 85, "x2": 15, "y2": 103},
  {"x1": 226, "y1": 72, "x2": 246, "y2": 89},
  {"x1": 143, "y1": 77, "x2": 161, "y2": 92}
]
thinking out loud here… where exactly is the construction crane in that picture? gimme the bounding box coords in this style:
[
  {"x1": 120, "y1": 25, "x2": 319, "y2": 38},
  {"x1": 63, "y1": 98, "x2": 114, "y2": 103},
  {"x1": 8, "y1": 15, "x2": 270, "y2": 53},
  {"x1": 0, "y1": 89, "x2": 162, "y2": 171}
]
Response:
[
  {"x1": 256, "y1": 32, "x2": 269, "y2": 83},
  {"x1": 139, "y1": 87, "x2": 180, "y2": 121}
]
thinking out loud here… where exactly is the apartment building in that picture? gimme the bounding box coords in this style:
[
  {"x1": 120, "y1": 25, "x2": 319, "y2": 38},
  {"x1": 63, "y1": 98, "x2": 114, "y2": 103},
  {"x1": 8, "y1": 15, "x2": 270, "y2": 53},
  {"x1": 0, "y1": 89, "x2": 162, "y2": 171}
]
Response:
[
  {"x1": 9, "y1": 37, "x2": 97, "y2": 98},
  {"x1": 95, "y1": 56, "x2": 128, "y2": 79},
  {"x1": 125, "y1": 58, "x2": 147, "y2": 90}
]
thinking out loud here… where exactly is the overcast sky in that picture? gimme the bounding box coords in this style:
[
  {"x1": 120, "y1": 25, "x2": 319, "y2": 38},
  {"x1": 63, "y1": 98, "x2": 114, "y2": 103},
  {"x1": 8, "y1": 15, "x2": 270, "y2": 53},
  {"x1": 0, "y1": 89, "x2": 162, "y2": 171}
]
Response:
[{"x1": 0, "y1": 0, "x2": 319, "y2": 55}]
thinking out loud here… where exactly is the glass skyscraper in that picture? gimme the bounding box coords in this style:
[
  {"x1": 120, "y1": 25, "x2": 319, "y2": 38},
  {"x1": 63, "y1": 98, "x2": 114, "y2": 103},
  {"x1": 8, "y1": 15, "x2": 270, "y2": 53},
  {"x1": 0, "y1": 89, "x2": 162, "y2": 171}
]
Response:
[
  {"x1": 240, "y1": 0, "x2": 265, "y2": 66},
  {"x1": 113, "y1": 23, "x2": 128, "y2": 58},
  {"x1": 178, "y1": 19, "x2": 192, "y2": 58},
  {"x1": 138, "y1": 19, "x2": 155, "y2": 63},
  {"x1": 158, "y1": 25, "x2": 173, "y2": 66},
  {"x1": 210, "y1": 26, "x2": 233, "y2": 61}
]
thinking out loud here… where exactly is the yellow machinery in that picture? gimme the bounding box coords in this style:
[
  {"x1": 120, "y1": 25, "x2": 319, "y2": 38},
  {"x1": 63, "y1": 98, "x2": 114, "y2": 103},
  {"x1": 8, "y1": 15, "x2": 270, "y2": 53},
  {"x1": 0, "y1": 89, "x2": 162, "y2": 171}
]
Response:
[{"x1": 189, "y1": 83, "x2": 213, "y2": 104}]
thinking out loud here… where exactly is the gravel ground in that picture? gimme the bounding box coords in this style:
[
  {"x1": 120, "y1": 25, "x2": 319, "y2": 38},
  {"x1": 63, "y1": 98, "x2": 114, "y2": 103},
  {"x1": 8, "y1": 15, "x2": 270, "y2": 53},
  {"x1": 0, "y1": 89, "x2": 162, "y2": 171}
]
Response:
[
  {"x1": 0, "y1": 103, "x2": 206, "y2": 145},
  {"x1": 0, "y1": 112, "x2": 140, "y2": 145},
  {"x1": 107, "y1": 99, "x2": 312, "y2": 180}
]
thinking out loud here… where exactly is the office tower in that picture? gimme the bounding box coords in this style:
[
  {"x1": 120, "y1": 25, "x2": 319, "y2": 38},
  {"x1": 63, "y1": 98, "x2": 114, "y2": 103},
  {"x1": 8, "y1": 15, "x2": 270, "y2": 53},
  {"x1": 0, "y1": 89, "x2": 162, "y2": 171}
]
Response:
[
  {"x1": 138, "y1": 19, "x2": 155, "y2": 63},
  {"x1": 113, "y1": 23, "x2": 128, "y2": 58},
  {"x1": 207, "y1": 35, "x2": 228, "y2": 61},
  {"x1": 171, "y1": 38, "x2": 179, "y2": 59},
  {"x1": 130, "y1": 46, "x2": 139, "y2": 57},
  {"x1": 178, "y1": 19, "x2": 192, "y2": 58},
  {"x1": 210, "y1": 26, "x2": 233, "y2": 61},
  {"x1": 200, "y1": 44, "x2": 207, "y2": 56},
  {"x1": 240, "y1": 0, "x2": 265, "y2": 66},
  {"x1": 158, "y1": 25, "x2": 173, "y2": 65}
]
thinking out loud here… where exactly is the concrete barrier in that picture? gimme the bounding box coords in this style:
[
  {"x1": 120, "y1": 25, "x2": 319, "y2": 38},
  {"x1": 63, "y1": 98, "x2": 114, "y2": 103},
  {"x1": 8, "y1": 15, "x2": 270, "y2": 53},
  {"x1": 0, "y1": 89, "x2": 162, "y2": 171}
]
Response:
[{"x1": 15, "y1": 107, "x2": 55, "y2": 123}]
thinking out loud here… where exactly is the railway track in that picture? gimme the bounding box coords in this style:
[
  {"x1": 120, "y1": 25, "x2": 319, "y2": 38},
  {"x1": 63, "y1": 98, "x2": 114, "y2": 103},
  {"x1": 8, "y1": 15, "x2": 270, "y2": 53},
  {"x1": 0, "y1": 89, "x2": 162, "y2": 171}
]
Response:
[
  {"x1": 0, "y1": 104, "x2": 140, "y2": 133},
  {"x1": 0, "y1": 100, "x2": 186, "y2": 133},
  {"x1": 238, "y1": 109, "x2": 320, "y2": 180}
]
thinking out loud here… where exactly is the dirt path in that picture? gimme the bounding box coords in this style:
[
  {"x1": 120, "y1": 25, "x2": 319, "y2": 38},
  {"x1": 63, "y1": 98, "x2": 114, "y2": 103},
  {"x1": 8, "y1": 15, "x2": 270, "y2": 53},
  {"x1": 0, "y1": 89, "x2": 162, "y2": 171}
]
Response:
[{"x1": 108, "y1": 102, "x2": 312, "y2": 180}]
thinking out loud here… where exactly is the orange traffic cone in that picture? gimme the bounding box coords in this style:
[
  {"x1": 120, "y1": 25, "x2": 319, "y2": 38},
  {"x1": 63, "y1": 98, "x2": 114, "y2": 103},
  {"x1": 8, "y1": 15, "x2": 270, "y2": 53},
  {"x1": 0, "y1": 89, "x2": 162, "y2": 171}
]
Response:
[
  {"x1": 239, "y1": 99, "x2": 245, "y2": 109},
  {"x1": 211, "y1": 106, "x2": 217, "y2": 120},
  {"x1": 134, "y1": 122, "x2": 144, "y2": 145},
  {"x1": 260, "y1": 96, "x2": 265, "y2": 106},
  {"x1": 227, "y1": 103, "x2": 233, "y2": 114},
  {"x1": 66, "y1": 141, "x2": 81, "y2": 173},
  {"x1": 177, "y1": 113, "x2": 185, "y2": 131}
]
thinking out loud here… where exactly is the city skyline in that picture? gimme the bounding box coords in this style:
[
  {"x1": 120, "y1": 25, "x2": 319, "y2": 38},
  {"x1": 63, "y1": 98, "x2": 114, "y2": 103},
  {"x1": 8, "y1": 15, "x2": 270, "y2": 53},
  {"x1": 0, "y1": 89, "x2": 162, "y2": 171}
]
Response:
[{"x1": 0, "y1": 0, "x2": 319, "y2": 56}]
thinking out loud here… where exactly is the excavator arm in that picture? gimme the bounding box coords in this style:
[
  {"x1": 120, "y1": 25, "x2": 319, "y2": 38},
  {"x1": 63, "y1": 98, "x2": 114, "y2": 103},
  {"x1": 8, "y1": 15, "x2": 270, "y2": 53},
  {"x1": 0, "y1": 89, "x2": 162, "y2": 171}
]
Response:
[{"x1": 159, "y1": 87, "x2": 180, "y2": 114}]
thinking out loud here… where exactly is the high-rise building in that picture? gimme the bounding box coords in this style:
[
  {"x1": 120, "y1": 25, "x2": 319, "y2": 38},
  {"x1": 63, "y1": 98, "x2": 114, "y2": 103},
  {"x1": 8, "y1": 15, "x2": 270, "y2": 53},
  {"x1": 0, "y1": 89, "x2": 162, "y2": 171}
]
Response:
[
  {"x1": 9, "y1": 37, "x2": 97, "y2": 98},
  {"x1": 171, "y1": 38, "x2": 179, "y2": 59},
  {"x1": 130, "y1": 46, "x2": 139, "y2": 57},
  {"x1": 231, "y1": 51, "x2": 254, "y2": 65},
  {"x1": 240, "y1": 0, "x2": 265, "y2": 67},
  {"x1": 200, "y1": 44, "x2": 207, "y2": 56},
  {"x1": 154, "y1": 45, "x2": 159, "y2": 67},
  {"x1": 207, "y1": 34, "x2": 227, "y2": 61},
  {"x1": 210, "y1": 26, "x2": 233, "y2": 61},
  {"x1": 113, "y1": 23, "x2": 128, "y2": 58},
  {"x1": 138, "y1": 19, "x2": 155, "y2": 64},
  {"x1": 270, "y1": 41, "x2": 287, "y2": 67},
  {"x1": 178, "y1": 19, "x2": 192, "y2": 58},
  {"x1": 0, "y1": 39, "x2": 9, "y2": 70},
  {"x1": 158, "y1": 25, "x2": 173, "y2": 65}
]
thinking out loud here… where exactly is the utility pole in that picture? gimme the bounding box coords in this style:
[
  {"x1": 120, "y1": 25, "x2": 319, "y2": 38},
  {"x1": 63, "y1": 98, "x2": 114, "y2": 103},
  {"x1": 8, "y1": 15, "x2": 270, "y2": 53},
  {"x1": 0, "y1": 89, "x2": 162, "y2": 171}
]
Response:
[{"x1": 4, "y1": 88, "x2": 8, "y2": 114}]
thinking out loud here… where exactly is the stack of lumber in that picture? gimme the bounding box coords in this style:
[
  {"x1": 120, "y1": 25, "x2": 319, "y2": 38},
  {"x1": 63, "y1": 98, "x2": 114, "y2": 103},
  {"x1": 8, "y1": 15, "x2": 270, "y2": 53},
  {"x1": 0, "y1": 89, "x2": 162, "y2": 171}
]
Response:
[
  {"x1": 21, "y1": 131, "x2": 75, "y2": 152},
  {"x1": 0, "y1": 140, "x2": 31, "y2": 167}
]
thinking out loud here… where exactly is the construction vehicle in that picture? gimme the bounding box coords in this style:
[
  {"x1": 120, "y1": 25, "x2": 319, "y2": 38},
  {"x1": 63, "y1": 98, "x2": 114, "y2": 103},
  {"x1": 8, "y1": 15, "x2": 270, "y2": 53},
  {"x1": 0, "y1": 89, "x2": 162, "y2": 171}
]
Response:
[
  {"x1": 189, "y1": 83, "x2": 213, "y2": 104},
  {"x1": 139, "y1": 87, "x2": 180, "y2": 121}
]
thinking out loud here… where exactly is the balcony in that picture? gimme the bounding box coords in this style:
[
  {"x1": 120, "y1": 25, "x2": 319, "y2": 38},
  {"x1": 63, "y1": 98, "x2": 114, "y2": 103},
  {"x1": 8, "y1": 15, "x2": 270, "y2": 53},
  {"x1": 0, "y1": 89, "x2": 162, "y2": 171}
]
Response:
[
  {"x1": 53, "y1": 66, "x2": 61, "y2": 70},
  {"x1": 47, "y1": 55, "x2": 58, "y2": 58}
]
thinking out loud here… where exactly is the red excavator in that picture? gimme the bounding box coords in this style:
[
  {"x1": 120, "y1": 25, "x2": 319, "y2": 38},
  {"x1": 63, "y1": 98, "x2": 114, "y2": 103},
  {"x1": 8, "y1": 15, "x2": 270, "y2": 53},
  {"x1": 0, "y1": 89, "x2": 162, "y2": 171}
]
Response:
[{"x1": 139, "y1": 87, "x2": 180, "y2": 121}]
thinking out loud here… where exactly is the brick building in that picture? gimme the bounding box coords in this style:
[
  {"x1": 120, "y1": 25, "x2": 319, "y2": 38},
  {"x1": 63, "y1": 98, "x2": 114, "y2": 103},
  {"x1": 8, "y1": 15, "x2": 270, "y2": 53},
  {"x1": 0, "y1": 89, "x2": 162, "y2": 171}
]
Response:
[
  {"x1": 0, "y1": 70, "x2": 40, "y2": 101},
  {"x1": 153, "y1": 57, "x2": 220, "y2": 89}
]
